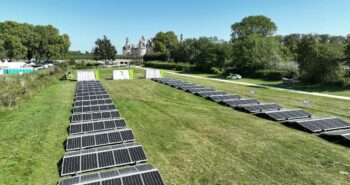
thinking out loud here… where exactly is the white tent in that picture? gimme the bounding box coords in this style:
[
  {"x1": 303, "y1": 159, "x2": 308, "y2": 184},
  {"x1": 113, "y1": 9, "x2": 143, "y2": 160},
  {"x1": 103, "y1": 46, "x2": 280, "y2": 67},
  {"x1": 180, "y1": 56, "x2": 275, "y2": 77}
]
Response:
[
  {"x1": 77, "y1": 70, "x2": 96, "y2": 81},
  {"x1": 145, "y1": 69, "x2": 161, "y2": 79},
  {"x1": 113, "y1": 70, "x2": 130, "y2": 80}
]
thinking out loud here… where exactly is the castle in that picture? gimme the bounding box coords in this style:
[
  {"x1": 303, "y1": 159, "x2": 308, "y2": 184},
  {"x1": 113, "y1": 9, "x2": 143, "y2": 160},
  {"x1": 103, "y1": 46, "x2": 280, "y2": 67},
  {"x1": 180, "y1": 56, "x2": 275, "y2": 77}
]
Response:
[{"x1": 122, "y1": 36, "x2": 154, "y2": 57}]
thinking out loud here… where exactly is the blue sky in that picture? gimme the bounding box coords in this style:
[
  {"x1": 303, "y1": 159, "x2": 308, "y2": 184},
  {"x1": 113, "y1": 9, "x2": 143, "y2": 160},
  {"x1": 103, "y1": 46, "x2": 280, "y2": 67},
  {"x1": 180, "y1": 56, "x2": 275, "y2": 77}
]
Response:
[{"x1": 1, "y1": 0, "x2": 350, "y2": 52}]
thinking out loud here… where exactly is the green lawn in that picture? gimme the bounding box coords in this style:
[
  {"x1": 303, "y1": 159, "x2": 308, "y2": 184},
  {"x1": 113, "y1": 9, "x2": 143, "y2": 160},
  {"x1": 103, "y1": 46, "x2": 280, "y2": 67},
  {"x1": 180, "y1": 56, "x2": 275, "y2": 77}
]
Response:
[
  {"x1": 0, "y1": 68, "x2": 350, "y2": 184},
  {"x1": 173, "y1": 70, "x2": 350, "y2": 97}
]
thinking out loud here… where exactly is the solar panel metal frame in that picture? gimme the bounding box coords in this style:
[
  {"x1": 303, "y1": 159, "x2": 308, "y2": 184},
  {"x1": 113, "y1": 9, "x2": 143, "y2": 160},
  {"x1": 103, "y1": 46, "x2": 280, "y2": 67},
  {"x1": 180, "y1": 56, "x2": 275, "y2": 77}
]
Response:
[
  {"x1": 58, "y1": 163, "x2": 164, "y2": 185},
  {"x1": 60, "y1": 142, "x2": 148, "y2": 176},
  {"x1": 69, "y1": 118, "x2": 127, "y2": 135},
  {"x1": 66, "y1": 128, "x2": 135, "y2": 151},
  {"x1": 239, "y1": 103, "x2": 282, "y2": 113},
  {"x1": 261, "y1": 109, "x2": 312, "y2": 121},
  {"x1": 283, "y1": 117, "x2": 350, "y2": 133}
]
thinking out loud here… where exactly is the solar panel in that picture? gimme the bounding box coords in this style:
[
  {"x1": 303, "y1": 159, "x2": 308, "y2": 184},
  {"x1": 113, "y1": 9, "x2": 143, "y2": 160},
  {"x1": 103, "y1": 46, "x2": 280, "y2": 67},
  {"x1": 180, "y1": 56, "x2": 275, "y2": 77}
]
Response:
[
  {"x1": 75, "y1": 95, "x2": 110, "y2": 101},
  {"x1": 69, "y1": 118, "x2": 127, "y2": 135},
  {"x1": 58, "y1": 163, "x2": 164, "y2": 185},
  {"x1": 223, "y1": 98, "x2": 260, "y2": 107},
  {"x1": 174, "y1": 83, "x2": 196, "y2": 89},
  {"x1": 188, "y1": 88, "x2": 216, "y2": 94},
  {"x1": 72, "y1": 104, "x2": 117, "y2": 114},
  {"x1": 197, "y1": 91, "x2": 227, "y2": 98},
  {"x1": 180, "y1": 85, "x2": 203, "y2": 91},
  {"x1": 71, "y1": 110, "x2": 120, "y2": 123},
  {"x1": 321, "y1": 129, "x2": 350, "y2": 142},
  {"x1": 283, "y1": 117, "x2": 350, "y2": 133},
  {"x1": 208, "y1": 94, "x2": 241, "y2": 102},
  {"x1": 66, "y1": 128, "x2": 135, "y2": 151},
  {"x1": 262, "y1": 109, "x2": 312, "y2": 121},
  {"x1": 76, "y1": 91, "x2": 108, "y2": 97},
  {"x1": 239, "y1": 103, "x2": 282, "y2": 113},
  {"x1": 61, "y1": 143, "x2": 147, "y2": 176},
  {"x1": 73, "y1": 98, "x2": 113, "y2": 107}
]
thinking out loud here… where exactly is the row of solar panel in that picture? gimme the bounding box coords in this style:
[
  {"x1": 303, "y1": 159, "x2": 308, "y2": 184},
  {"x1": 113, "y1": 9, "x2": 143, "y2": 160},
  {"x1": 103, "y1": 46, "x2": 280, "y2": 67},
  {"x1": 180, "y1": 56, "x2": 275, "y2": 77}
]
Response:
[
  {"x1": 152, "y1": 77, "x2": 350, "y2": 144},
  {"x1": 58, "y1": 80, "x2": 165, "y2": 185},
  {"x1": 58, "y1": 164, "x2": 164, "y2": 185}
]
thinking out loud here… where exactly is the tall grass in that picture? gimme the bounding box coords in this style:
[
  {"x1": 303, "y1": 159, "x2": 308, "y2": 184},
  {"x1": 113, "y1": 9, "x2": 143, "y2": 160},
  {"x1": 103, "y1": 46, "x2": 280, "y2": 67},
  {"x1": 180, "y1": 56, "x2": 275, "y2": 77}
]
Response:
[{"x1": 0, "y1": 67, "x2": 62, "y2": 114}]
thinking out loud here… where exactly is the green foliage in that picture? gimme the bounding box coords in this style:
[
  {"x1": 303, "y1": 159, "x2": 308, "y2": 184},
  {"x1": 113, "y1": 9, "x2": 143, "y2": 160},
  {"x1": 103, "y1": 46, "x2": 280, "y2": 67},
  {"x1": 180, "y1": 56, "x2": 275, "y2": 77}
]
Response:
[
  {"x1": 231, "y1": 15, "x2": 277, "y2": 40},
  {"x1": 0, "y1": 33, "x2": 27, "y2": 59},
  {"x1": 144, "y1": 61, "x2": 194, "y2": 72},
  {"x1": 92, "y1": 35, "x2": 117, "y2": 62},
  {"x1": 0, "y1": 68, "x2": 61, "y2": 112},
  {"x1": 143, "y1": 53, "x2": 169, "y2": 61},
  {"x1": 152, "y1": 31, "x2": 179, "y2": 53},
  {"x1": 0, "y1": 21, "x2": 70, "y2": 60},
  {"x1": 297, "y1": 35, "x2": 345, "y2": 83},
  {"x1": 170, "y1": 37, "x2": 231, "y2": 72},
  {"x1": 254, "y1": 69, "x2": 298, "y2": 81},
  {"x1": 231, "y1": 34, "x2": 285, "y2": 73}
]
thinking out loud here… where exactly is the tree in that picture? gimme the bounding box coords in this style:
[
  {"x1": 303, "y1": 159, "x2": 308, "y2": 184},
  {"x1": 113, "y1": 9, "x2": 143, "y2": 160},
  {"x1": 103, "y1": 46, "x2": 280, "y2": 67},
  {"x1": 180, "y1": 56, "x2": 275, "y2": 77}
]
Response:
[
  {"x1": 231, "y1": 15, "x2": 277, "y2": 40},
  {"x1": 92, "y1": 35, "x2": 117, "y2": 62},
  {"x1": 0, "y1": 34, "x2": 27, "y2": 60},
  {"x1": 0, "y1": 21, "x2": 70, "y2": 61},
  {"x1": 231, "y1": 34, "x2": 284, "y2": 73},
  {"x1": 153, "y1": 31, "x2": 179, "y2": 54},
  {"x1": 344, "y1": 36, "x2": 350, "y2": 66},
  {"x1": 297, "y1": 35, "x2": 345, "y2": 83},
  {"x1": 283, "y1": 34, "x2": 302, "y2": 60}
]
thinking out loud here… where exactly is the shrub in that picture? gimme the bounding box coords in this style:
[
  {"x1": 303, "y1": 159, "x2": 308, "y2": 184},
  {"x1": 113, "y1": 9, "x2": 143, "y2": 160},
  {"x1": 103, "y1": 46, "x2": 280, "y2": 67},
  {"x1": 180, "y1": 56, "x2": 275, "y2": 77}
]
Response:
[
  {"x1": 144, "y1": 61, "x2": 194, "y2": 72},
  {"x1": 143, "y1": 53, "x2": 169, "y2": 61},
  {"x1": 0, "y1": 67, "x2": 61, "y2": 114},
  {"x1": 253, "y1": 69, "x2": 298, "y2": 81}
]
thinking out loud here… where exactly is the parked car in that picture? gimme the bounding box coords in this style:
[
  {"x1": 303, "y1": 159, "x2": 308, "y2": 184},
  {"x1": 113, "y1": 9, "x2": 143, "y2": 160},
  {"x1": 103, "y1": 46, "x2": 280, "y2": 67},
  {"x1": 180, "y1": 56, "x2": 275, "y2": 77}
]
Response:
[{"x1": 227, "y1": 73, "x2": 242, "y2": 80}]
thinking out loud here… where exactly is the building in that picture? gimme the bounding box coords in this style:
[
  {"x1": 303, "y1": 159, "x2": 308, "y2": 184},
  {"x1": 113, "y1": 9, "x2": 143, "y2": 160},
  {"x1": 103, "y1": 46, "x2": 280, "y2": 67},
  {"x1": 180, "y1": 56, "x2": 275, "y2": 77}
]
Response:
[{"x1": 122, "y1": 36, "x2": 154, "y2": 57}]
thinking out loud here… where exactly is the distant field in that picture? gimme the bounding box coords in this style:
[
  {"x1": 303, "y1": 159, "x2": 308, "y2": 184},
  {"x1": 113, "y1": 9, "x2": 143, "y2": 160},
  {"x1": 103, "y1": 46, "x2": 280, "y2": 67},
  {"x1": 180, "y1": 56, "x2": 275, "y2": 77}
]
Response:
[{"x1": 0, "y1": 68, "x2": 349, "y2": 184}]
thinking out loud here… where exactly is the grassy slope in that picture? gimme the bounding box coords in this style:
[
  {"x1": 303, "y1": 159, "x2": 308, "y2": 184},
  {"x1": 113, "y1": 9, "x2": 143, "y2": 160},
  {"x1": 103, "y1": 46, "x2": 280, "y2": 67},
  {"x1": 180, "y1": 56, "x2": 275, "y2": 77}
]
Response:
[
  {"x1": 0, "y1": 81, "x2": 74, "y2": 185},
  {"x1": 100, "y1": 69, "x2": 350, "y2": 185},
  {"x1": 0, "y1": 68, "x2": 349, "y2": 184}
]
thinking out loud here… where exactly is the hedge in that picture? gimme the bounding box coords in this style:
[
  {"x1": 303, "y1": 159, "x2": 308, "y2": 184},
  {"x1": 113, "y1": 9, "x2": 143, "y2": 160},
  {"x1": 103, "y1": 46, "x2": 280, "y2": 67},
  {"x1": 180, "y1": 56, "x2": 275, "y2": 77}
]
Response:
[
  {"x1": 253, "y1": 69, "x2": 298, "y2": 81},
  {"x1": 144, "y1": 61, "x2": 195, "y2": 72},
  {"x1": 0, "y1": 67, "x2": 61, "y2": 114}
]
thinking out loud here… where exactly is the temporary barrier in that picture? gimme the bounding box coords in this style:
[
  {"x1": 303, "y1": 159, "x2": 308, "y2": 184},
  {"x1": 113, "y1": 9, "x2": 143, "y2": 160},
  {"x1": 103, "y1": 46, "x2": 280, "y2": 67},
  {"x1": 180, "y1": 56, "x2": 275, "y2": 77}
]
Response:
[
  {"x1": 77, "y1": 70, "x2": 96, "y2": 81},
  {"x1": 113, "y1": 70, "x2": 131, "y2": 80},
  {"x1": 145, "y1": 69, "x2": 161, "y2": 79}
]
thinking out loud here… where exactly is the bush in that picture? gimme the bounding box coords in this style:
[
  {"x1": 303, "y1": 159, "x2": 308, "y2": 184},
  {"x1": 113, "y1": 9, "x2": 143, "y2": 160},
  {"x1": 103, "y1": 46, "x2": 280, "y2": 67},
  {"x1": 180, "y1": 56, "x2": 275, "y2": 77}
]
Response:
[
  {"x1": 254, "y1": 69, "x2": 298, "y2": 81},
  {"x1": 0, "y1": 67, "x2": 61, "y2": 113},
  {"x1": 144, "y1": 61, "x2": 194, "y2": 72},
  {"x1": 143, "y1": 53, "x2": 169, "y2": 61}
]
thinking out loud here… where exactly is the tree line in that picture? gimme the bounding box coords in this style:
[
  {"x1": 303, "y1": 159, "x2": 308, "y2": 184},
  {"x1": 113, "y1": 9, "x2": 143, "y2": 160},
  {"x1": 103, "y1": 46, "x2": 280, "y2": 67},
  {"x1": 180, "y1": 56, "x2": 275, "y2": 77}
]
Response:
[
  {"x1": 145, "y1": 15, "x2": 350, "y2": 85},
  {"x1": 0, "y1": 21, "x2": 70, "y2": 61}
]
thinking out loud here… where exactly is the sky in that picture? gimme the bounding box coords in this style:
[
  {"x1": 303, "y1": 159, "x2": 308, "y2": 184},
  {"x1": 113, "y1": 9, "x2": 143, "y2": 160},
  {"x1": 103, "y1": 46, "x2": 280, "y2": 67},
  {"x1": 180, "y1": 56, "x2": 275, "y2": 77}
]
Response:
[{"x1": 1, "y1": 0, "x2": 350, "y2": 52}]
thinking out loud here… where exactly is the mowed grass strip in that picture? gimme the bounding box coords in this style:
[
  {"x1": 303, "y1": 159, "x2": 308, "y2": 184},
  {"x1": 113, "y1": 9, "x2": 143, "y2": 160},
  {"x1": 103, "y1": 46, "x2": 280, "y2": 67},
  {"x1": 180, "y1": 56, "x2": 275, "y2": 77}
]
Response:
[
  {"x1": 101, "y1": 73, "x2": 350, "y2": 185},
  {"x1": 0, "y1": 81, "x2": 75, "y2": 185}
]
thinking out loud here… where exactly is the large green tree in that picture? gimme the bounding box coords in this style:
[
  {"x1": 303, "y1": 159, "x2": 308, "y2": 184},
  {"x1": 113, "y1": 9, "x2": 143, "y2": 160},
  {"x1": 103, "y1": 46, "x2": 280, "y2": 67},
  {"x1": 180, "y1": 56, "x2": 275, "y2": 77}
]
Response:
[
  {"x1": 0, "y1": 34, "x2": 27, "y2": 60},
  {"x1": 153, "y1": 31, "x2": 179, "y2": 54},
  {"x1": 230, "y1": 16, "x2": 285, "y2": 73},
  {"x1": 0, "y1": 21, "x2": 70, "y2": 61},
  {"x1": 231, "y1": 34, "x2": 284, "y2": 72},
  {"x1": 231, "y1": 15, "x2": 277, "y2": 40},
  {"x1": 297, "y1": 35, "x2": 345, "y2": 83},
  {"x1": 92, "y1": 35, "x2": 117, "y2": 62}
]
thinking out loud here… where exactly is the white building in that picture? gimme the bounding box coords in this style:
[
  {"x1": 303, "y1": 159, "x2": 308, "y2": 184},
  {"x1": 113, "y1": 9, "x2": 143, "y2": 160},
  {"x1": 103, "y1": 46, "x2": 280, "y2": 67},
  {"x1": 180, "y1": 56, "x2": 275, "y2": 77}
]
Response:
[{"x1": 123, "y1": 36, "x2": 154, "y2": 57}]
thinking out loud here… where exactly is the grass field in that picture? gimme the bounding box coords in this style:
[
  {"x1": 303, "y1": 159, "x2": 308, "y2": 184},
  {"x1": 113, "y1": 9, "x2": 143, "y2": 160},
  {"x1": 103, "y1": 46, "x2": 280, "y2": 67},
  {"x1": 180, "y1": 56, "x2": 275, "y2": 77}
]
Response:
[
  {"x1": 0, "y1": 68, "x2": 350, "y2": 184},
  {"x1": 174, "y1": 71, "x2": 350, "y2": 97}
]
